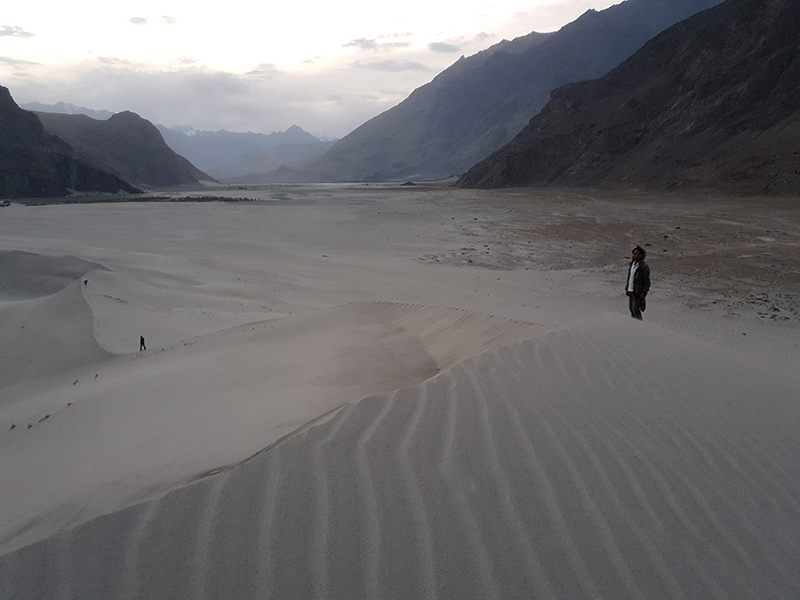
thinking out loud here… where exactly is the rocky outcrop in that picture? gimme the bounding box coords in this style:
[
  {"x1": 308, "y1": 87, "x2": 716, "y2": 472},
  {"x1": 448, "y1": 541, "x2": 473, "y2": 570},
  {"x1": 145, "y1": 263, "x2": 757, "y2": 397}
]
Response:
[
  {"x1": 308, "y1": 0, "x2": 722, "y2": 182},
  {"x1": 0, "y1": 86, "x2": 139, "y2": 199},
  {"x1": 459, "y1": 0, "x2": 800, "y2": 195},
  {"x1": 35, "y1": 111, "x2": 214, "y2": 187}
]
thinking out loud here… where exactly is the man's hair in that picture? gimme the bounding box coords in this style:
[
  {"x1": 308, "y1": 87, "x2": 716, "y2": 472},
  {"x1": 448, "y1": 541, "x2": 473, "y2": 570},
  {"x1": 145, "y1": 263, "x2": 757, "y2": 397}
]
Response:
[{"x1": 632, "y1": 245, "x2": 647, "y2": 258}]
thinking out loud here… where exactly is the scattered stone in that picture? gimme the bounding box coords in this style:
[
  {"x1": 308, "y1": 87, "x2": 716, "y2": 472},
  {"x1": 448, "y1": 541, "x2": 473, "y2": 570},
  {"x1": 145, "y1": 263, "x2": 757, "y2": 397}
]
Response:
[{"x1": 10, "y1": 423, "x2": 15, "y2": 430}]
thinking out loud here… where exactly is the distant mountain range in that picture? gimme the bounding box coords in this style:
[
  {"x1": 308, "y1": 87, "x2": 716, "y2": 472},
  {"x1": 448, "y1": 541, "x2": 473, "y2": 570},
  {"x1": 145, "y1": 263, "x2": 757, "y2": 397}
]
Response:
[
  {"x1": 20, "y1": 101, "x2": 114, "y2": 121},
  {"x1": 305, "y1": 0, "x2": 723, "y2": 182},
  {"x1": 0, "y1": 86, "x2": 140, "y2": 199},
  {"x1": 206, "y1": 139, "x2": 338, "y2": 183},
  {"x1": 156, "y1": 125, "x2": 334, "y2": 182},
  {"x1": 459, "y1": 0, "x2": 800, "y2": 194},
  {"x1": 19, "y1": 101, "x2": 332, "y2": 185}
]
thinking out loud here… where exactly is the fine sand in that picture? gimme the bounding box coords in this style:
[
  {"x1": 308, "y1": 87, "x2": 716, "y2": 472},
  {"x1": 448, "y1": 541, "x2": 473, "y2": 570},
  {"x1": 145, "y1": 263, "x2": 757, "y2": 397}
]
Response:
[{"x1": 0, "y1": 185, "x2": 798, "y2": 599}]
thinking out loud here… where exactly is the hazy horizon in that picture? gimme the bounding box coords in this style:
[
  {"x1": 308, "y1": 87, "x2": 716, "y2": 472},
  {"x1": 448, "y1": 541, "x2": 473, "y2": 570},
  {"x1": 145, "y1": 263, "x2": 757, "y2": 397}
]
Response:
[{"x1": 1, "y1": 0, "x2": 618, "y2": 139}]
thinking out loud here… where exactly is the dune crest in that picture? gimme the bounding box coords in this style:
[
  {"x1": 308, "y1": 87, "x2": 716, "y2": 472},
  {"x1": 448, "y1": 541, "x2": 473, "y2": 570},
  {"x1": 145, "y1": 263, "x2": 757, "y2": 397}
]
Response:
[{"x1": 0, "y1": 279, "x2": 110, "y2": 392}]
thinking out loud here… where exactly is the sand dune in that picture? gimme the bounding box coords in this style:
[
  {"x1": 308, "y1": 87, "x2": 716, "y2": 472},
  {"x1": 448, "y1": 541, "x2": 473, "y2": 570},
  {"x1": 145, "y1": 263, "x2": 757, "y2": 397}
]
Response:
[
  {"x1": 0, "y1": 294, "x2": 545, "y2": 556},
  {"x1": 2, "y1": 317, "x2": 798, "y2": 599},
  {"x1": 0, "y1": 280, "x2": 111, "y2": 391},
  {"x1": 0, "y1": 250, "x2": 108, "y2": 301}
]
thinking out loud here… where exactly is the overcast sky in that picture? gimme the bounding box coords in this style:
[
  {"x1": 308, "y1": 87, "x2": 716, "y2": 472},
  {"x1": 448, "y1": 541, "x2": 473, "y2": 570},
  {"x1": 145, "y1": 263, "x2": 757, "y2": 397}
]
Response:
[{"x1": 1, "y1": 0, "x2": 617, "y2": 138}]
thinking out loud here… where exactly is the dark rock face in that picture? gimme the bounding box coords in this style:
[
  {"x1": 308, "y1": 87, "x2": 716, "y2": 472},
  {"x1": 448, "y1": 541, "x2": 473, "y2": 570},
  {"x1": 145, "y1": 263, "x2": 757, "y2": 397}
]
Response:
[
  {"x1": 0, "y1": 86, "x2": 139, "y2": 198},
  {"x1": 35, "y1": 111, "x2": 214, "y2": 187},
  {"x1": 460, "y1": 0, "x2": 800, "y2": 194},
  {"x1": 309, "y1": 0, "x2": 722, "y2": 182}
]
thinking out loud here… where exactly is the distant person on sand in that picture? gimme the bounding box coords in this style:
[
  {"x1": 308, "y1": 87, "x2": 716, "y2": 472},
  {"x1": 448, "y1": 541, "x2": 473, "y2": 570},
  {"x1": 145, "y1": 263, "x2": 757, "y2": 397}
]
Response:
[
  {"x1": 625, "y1": 246, "x2": 650, "y2": 321},
  {"x1": 139, "y1": 336, "x2": 146, "y2": 351}
]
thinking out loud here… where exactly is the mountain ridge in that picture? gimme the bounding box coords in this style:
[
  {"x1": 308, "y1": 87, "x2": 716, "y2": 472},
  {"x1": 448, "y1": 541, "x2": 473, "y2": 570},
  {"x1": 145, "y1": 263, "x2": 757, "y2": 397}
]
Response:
[
  {"x1": 0, "y1": 86, "x2": 140, "y2": 198},
  {"x1": 35, "y1": 111, "x2": 214, "y2": 187},
  {"x1": 305, "y1": 0, "x2": 723, "y2": 182},
  {"x1": 458, "y1": 0, "x2": 800, "y2": 194}
]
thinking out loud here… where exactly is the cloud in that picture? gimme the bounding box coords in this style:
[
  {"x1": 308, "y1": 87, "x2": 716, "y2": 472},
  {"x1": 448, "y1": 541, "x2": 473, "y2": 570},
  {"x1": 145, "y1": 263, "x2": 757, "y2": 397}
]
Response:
[
  {"x1": 129, "y1": 16, "x2": 177, "y2": 26},
  {"x1": 3, "y1": 60, "x2": 424, "y2": 138},
  {"x1": 0, "y1": 56, "x2": 39, "y2": 66},
  {"x1": 98, "y1": 56, "x2": 133, "y2": 66},
  {"x1": 377, "y1": 32, "x2": 413, "y2": 39},
  {"x1": 0, "y1": 25, "x2": 34, "y2": 38},
  {"x1": 343, "y1": 38, "x2": 411, "y2": 52},
  {"x1": 343, "y1": 38, "x2": 378, "y2": 51},
  {"x1": 4, "y1": 29, "x2": 478, "y2": 138},
  {"x1": 325, "y1": 93, "x2": 381, "y2": 105},
  {"x1": 428, "y1": 32, "x2": 495, "y2": 54},
  {"x1": 352, "y1": 60, "x2": 429, "y2": 72},
  {"x1": 247, "y1": 63, "x2": 282, "y2": 78},
  {"x1": 428, "y1": 42, "x2": 461, "y2": 53},
  {"x1": 428, "y1": 31, "x2": 496, "y2": 54}
]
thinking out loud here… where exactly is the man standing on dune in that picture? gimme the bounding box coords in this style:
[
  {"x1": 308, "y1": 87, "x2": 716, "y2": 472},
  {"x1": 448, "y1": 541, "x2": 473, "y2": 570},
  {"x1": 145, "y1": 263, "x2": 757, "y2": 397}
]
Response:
[{"x1": 625, "y1": 246, "x2": 650, "y2": 320}]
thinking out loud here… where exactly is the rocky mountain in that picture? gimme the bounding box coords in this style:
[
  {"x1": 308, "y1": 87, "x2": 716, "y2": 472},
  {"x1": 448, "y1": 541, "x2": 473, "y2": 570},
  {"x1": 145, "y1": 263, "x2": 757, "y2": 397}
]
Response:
[
  {"x1": 35, "y1": 111, "x2": 214, "y2": 187},
  {"x1": 0, "y1": 86, "x2": 139, "y2": 199},
  {"x1": 459, "y1": 0, "x2": 800, "y2": 195},
  {"x1": 307, "y1": 0, "x2": 723, "y2": 182},
  {"x1": 156, "y1": 124, "x2": 325, "y2": 177}
]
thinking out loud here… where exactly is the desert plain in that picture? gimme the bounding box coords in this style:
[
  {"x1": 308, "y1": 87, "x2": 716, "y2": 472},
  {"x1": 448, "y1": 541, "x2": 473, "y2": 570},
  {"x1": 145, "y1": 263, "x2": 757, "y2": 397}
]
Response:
[{"x1": 1, "y1": 184, "x2": 799, "y2": 599}]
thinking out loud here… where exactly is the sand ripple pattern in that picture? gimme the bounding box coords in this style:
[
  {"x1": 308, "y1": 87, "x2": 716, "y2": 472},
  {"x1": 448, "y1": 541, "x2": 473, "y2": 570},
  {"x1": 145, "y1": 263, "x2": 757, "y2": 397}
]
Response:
[{"x1": 2, "y1": 321, "x2": 799, "y2": 599}]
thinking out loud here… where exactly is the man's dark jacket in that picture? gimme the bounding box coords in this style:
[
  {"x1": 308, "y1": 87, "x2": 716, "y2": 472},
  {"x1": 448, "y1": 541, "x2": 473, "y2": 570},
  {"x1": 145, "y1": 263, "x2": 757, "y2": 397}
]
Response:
[{"x1": 629, "y1": 260, "x2": 651, "y2": 297}]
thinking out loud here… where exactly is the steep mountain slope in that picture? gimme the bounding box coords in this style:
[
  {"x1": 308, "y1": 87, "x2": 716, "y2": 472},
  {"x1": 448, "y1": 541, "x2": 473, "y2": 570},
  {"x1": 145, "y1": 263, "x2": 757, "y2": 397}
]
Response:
[
  {"x1": 0, "y1": 86, "x2": 139, "y2": 199},
  {"x1": 308, "y1": 0, "x2": 722, "y2": 182},
  {"x1": 459, "y1": 0, "x2": 800, "y2": 194},
  {"x1": 35, "y1": 111, "x2": 214, "y2": 187}
]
